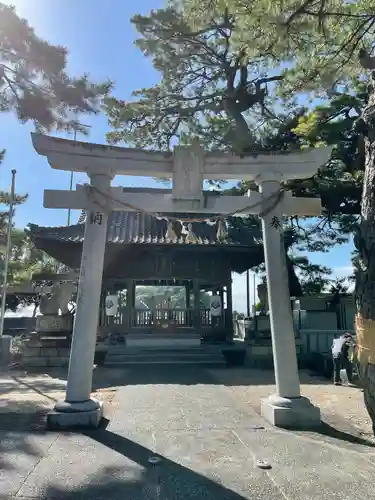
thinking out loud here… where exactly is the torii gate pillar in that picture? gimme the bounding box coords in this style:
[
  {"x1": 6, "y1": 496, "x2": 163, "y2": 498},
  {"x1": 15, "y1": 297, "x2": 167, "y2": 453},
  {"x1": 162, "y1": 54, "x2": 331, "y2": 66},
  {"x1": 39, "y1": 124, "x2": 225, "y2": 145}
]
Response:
[
  {"x1": 257, "y1": 175, "x2": 320, "y2": 428},
  {"x1": 48, "y1": 172, "x2": 113, "y2": 429}
]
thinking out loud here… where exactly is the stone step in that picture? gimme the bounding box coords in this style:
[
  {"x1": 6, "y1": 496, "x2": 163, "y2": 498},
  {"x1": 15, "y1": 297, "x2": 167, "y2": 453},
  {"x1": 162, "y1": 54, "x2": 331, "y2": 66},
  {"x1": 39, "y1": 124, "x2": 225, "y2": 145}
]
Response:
[
  {"x1": 104, "y1": 346, "x2": 227, "y2": 366},
  {"x1": 105, "y1": 359, "x2": 226, "y2": 366},
  {"x1": 106, "y1": 353, "x2": 224, "y2": 361},
  {"x1": 106, "y1": 345, "x2": 225, "y2": 354}
]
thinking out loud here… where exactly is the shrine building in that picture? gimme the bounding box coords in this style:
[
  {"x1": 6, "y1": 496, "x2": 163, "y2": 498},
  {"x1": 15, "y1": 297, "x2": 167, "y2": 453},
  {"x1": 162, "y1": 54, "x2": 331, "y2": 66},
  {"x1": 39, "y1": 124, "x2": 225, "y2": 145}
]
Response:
[{"x1": 28, "y1": 208, "x2": 263, "y2": 343}]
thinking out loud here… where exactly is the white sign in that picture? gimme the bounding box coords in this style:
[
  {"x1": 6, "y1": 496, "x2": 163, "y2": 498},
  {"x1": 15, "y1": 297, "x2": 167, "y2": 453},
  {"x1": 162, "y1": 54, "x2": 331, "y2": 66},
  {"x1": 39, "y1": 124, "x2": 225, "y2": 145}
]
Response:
[
  {"x1": 210, "y1": 295, "x2": 222, "y2": 317},
  {"x1": 105, "y1": 295, "x2": 118, "y2": 316}
]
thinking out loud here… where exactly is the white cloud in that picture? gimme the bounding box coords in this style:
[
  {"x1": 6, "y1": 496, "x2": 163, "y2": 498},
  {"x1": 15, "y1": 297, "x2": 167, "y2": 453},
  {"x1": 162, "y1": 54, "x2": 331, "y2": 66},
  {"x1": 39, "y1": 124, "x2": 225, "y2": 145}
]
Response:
[{"x1": 332, "y1": 265, "x2": 353, "y2": 278}]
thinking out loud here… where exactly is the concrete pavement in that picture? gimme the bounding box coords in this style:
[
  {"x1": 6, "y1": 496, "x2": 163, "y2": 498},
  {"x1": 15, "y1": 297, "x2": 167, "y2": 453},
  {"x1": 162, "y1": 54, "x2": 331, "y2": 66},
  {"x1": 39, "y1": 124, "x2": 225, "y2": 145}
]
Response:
[{"x1": 1, "y1": 366, "x2": 375, "y2": 499}]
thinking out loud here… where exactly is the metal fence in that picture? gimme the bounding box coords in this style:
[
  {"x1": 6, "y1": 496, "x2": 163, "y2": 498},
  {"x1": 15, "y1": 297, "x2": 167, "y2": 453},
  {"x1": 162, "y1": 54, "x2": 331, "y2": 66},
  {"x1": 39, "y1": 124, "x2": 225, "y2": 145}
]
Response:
[
  {"x1": 233, "y1": 319, "x2": 355, "y2": 355},
  {"x1": 299, "y1": 329, "x2": 356, "y2": 355}
]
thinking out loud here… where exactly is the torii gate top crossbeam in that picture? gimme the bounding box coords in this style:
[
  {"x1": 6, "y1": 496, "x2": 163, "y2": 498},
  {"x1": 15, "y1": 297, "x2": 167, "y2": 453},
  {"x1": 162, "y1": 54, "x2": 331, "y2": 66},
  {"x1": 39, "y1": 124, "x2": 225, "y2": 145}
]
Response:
[{"x1": 31, "y1": 133, "x2": 332, "y2": 181}]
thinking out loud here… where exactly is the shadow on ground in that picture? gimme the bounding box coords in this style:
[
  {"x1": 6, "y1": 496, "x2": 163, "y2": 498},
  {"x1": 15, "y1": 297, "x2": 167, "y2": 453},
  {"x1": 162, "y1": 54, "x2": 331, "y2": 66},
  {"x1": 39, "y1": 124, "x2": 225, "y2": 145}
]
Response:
[
  {"x1": 97, "y1": 365, "x2": 333, "y2": 387},
  {"x1": 286, "y1": 421, "x2": 375, "y2": 449},
  {"x1": 0, "y1": 373, "x2": 64, "y2": 397},
  {"x1": 1, "y1": 427, "x2": 251, "y2": 499},
  {"x1": 3, "y1": 364, "x2": 336, "y2": 388},
  {"x1": 0, "y1": 426, "x2": 49, "y2": 472},
  {"x1": 0, "y1": 399, "x2": 50, "y2": 432},
  {"x1": 73, "y1": 428, "x2": 249, "y2": 500},
  {"x1": 43, "y1": 466, "x2": 157, "y2": 500},
  {"x1": 0, "y1": 366, "x2": 124, "y2": 394},
  {"x1": 42, "y1": 466, "x2": 249, "y2": 500},
  {"x1": 317, "y1": 422, "x2": 375, "y2": 447},
  {"x1": 1, "y1": 364, "x2": 373, "y2": 472}
]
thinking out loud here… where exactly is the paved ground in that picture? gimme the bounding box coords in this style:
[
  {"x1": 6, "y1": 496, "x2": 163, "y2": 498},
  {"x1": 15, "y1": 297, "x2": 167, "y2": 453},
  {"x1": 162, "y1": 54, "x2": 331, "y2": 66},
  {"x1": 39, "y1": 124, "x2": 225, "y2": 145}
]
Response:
[
  {"x1": 1, "y1": 366, "x2": 375, "y2": 499},
  {"x1": 209, "y1": 368, "x2": 373, "y2": 437},
  {"x1": 0, "y1": 367, "x2": 119, "y2": 432}
]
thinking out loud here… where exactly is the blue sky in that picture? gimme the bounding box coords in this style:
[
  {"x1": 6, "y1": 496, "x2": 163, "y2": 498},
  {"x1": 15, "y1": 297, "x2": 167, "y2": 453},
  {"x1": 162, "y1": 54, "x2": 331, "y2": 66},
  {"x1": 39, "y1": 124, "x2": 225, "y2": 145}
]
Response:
[
  {"x1": 0, "y1": 0, "x2": 163, "y2": 229},
  {"x1": 0, "y1": 0, "x2": 354, "y2": 312}
]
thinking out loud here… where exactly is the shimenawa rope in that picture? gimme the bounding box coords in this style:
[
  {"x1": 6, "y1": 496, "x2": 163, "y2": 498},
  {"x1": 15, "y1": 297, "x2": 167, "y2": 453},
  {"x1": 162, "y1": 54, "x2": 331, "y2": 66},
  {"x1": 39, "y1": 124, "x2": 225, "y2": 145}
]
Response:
[{"x1": 85, "y1": 185, "x2": 285, "y2": 224}]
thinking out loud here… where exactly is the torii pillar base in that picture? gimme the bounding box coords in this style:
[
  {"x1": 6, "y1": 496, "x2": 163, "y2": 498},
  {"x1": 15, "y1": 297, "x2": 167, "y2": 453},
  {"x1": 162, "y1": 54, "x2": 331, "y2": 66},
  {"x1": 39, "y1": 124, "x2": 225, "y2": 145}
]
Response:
[
  {"x1": 46, "y1": 399, "x2": 104, "y2": 430},
  {"x1": 261, "y1": 394, "x2": 321, "y2": 429}
]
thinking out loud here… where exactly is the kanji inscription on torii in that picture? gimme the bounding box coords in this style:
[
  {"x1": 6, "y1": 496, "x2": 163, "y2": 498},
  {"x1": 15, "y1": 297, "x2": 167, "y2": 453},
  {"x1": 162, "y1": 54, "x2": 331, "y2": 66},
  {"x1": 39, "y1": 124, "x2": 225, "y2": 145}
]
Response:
[
  {"x1": 89, "y1": 212, "x2": 103, "y2": 225},
  {"x1": 31, "y1": 132, "x2": 332, "y2": 430}
]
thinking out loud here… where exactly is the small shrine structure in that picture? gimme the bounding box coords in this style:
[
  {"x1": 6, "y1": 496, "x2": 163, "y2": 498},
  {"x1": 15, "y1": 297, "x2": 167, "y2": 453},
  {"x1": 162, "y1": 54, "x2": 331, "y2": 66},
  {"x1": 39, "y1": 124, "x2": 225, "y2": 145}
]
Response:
[{"x1": 29, "y1": 208, "x2": 264, "y2": 341}]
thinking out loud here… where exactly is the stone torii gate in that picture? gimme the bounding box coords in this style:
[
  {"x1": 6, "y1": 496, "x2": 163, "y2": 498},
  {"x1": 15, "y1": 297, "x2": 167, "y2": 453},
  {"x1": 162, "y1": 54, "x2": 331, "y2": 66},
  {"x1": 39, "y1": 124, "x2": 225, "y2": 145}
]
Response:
[{"x1": 31, "y1": 133, "x2": 331, "y2": 429}]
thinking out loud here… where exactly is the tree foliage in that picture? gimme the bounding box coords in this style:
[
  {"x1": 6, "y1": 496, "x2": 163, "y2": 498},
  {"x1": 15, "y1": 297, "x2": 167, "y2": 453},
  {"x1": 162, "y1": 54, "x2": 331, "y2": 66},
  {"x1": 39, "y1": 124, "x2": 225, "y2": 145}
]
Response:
[
  {"x1": 178, "y1": 0, "x2": 372, "y2": 232},
  {"x1": 105, "y1": 4, "x2": 363, "y2": 293},
  {"x1": 231, "y1": 80, "x2": 368, "y2": 265},
  {"x1": 0, "y1": 2, "x2": 112, "y2": 133},
  {"x1": 0, "y1": 2, "x2": 112, "y2": 291},
  {"x1": 183, "y1": 0, "x2": 374, "y2": 91},
  {"x1": 181, "y1": 0, "x2": 375, "y2": 427},
  {"x1": 0, "y1": 231, "x2": 58, "y2": 286},
  {"x1": 0, "y1": 151, "x2": 56, "y2": 290},
  {"x1": 105, "y1": 7, "x2": 283, "y2": 151},
  {"x1": 135, "y1": 285, "x2": 212, "y2": 309}
]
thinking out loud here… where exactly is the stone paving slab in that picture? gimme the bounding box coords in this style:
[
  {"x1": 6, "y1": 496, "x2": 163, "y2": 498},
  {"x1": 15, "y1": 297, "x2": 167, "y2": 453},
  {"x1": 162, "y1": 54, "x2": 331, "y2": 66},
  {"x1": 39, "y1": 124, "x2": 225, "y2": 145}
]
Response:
[
  {"x1": 14, "y1": 433, "x2": 145, "y2": 500},
  {"x1": 0, "y1": 432, "x2": 58, "y2": 499},
  {"x1": 235, "y1": 426, "x2": 375, "y2": 500},
  {"x1": 2, "y1": 366, "x2": 375, "y2": 499},
  {"x1": 14, "y1": 429, "x2": 281, "y2": 500}
]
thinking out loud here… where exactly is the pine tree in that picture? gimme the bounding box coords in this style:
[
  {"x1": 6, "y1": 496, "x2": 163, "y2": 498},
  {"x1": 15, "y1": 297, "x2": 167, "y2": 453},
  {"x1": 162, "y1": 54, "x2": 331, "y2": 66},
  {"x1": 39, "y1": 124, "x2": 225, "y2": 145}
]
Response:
[
  {"x1": 104, "y1": 6, "x2": 347, "y2": 293},
  {"x1": 184, "y1": 0, "x2": 375, "y2": 431},
  {"x1": 105, "y1": 7, "x2": 282, "y2": 152},
  {"x1": 0, "y1": 3, "x2": 112, "y2": 298},
  {"x1": 0, "y1": 3, "x2": 112, "y2": 133},
  {"x1": 0, "y1": 151, "x2": 54, "y2": 293},
  {"x1": 107, "y1": 2, "x2": 375, "y2": 428}
]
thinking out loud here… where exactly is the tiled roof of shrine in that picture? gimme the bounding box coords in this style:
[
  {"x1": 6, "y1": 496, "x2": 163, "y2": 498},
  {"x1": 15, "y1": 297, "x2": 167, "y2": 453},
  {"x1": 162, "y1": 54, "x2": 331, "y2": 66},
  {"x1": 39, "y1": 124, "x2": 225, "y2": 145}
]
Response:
[{"x1": 29, "y1": 210, "x2": 260, "y2": 246}]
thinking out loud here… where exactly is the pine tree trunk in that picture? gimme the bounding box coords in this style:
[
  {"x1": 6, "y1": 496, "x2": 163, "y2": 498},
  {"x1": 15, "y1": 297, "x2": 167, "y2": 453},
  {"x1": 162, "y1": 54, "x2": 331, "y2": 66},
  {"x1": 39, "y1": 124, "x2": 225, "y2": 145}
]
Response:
[{"x1": 354, "y1": 86, "x2": 375, "y2": 433}]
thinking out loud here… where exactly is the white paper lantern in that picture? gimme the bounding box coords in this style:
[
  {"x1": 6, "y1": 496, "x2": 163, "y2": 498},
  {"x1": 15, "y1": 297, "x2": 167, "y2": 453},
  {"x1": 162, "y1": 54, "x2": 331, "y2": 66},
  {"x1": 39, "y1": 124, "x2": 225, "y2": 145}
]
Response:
[
  {"x1": 210, "y1": 295, "x2": 222, "y2": 317},
  {"x1": 105, "y1": 294, "x2": 118, "y2": 316}
]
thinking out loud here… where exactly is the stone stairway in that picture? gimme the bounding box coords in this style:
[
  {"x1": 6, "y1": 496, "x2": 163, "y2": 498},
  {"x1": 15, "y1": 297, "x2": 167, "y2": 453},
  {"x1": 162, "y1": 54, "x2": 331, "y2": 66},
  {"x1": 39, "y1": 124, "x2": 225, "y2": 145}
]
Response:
[{"x1": 104, "y1": 344, "x2": 227, "y2": 366}]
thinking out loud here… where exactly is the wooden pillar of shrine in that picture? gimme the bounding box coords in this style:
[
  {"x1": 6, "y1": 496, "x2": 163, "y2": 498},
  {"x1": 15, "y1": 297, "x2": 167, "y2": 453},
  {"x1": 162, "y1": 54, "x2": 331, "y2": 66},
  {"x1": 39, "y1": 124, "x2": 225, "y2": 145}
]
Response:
[
  {"x1": 185, "y1": 281, "x2": 191, "y2": 309},
  {"x1": 219, "y1": 287, "x2": 224, "y2": 327},
  {"x1": 185, "y1": 280, "x2": 192, "y2": 327},
  {"x1": 193, "y1": 279, "x2": 201, "y2": 334},
  {"x1": 127, "y1": 279, "x2": 135, "y2": 330}
]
